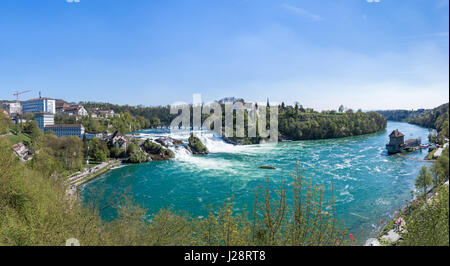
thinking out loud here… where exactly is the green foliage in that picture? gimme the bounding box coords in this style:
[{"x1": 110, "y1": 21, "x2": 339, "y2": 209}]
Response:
[
  {"x1": 6, "y1": 133, "x2": 31, "y2": 146},
  {"x1": 43, "y1": 134, "x2": 85, "y2": 171},
  {"x1": 124, "y1": 140, "x2": 150, "y2": 163},
  {"x1": 22, "y1": 120, "x2": 42, "y2": 142},
  {"x1": 0, "y1": 111, "x2": 11, "y2": 134},
  {"x1": 25, "y1": 134, "x2": 85, "y2": 177},
  {"x1": 88, "y1": 137, "x2": 110, "y2": 162},
  {"x1": 430, "y1": 148, "x2": 449, "y2": 186},
  {"x1": 93, "y1": 149, "x2": 108, "y2": 163},
  {"x1": 277, "y1": 109, "x2": 386, "y2": 140},
  {"x1": 396, "y1": 144, "x2": 449, "y2": 246},
  {"x1": 415, "y1": 166, "x2": 433, "y2": 196},
  {"x1": 27, "y1": 147, "x2": 64, "y2": 178},
  {"x1": 141, "y1": 139, "x2": 175, "y2": 160},
  {"x1": 141, "y1": 139, "x2": 162, "y2": 154},
  {"x1": 150, "y1": 117, "x2": 161, "y2": 128},
  {"x1": 80, "y1": 101, "x2": 171, "y2": 128},
  {"x1": 0, "y1": 138, "x2": 104, "y2": 245},
  {"x1": 110, "y1": 146, "x2": 125, "y2": 159},
  {"x1": 188, "y1": 134, "x2": 208, "y2": 154},
  {"x1": 126, "y1": 142, "x2": 138, "y2": 156},
  {"x1": 376, "y1": 109, "x2": 424, "y2": 122},
  {"x1": 408, "y1": 103, "x2": 449, "y2": 133},
  {"x1": 128, "y1": 150, "x2": 148, "y2": 164},
  {"x1": 401, "y1": 185, "x2": 449, "y2": 246},
  {"x1": 55, "y1": 111, "x2": 150, "y2": 134}
]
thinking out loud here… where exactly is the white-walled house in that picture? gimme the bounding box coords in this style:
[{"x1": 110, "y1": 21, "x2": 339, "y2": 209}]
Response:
[{"x1": 63, "y1": 105, "x2": 88, "y2": 116}]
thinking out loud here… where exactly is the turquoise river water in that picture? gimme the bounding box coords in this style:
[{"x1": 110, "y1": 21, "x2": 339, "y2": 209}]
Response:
[{"x1": 80, "y1": 121, "x2": 432, "y2": 244}]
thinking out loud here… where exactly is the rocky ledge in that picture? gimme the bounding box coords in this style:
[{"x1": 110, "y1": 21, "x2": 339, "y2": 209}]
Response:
[
  {"x1": 188, "y1": 134, "x2": 209, "y2": 155},
  {"x1": 142, "y1": 139, "x2": 175, "y2": 161}
]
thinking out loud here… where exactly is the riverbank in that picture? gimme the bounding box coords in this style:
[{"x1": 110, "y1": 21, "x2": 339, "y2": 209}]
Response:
[
  {"x1": 366, "y1": 143, "x2": 449, "y2": 246},
  {"x1": 366, "y1": 179, "x2": 449, "y2": 246},
  {"x1": 69, "y1": 160, "x2": 121, "y2": 187}
]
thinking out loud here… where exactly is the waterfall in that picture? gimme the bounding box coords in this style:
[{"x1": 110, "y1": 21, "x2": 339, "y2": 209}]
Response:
[
  {"x1": 133, "y1": 129, "x2": 242, "y2": 156},
  {"x1": 195, "y1": 131, "x2": 242, "y2": 153},
  {"x1": 169, "y1": 145, "x2": 192, "y2": 160}
]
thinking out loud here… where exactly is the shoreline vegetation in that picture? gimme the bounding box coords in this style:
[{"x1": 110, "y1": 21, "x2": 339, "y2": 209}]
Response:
[
  {"x1": 367, "y1": 147, "x2": 449, "y2": 246},
  {"x1": 0, "y1": 101, "x2": 448, "y2": 246}
]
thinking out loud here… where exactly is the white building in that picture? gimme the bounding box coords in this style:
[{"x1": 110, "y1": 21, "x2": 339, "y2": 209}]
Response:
[
  {"x1": 12, "y1": 143, "x2": 29, "y2": 161},
  {"x1": 34, "y1": 112, "x2": 55, "y2": 130},
  {"x1": 2, "y1": 102, "x2": 21, "y2": 116},
  {"x1": 63, "y1": 105, "x2": 88, "y2": 116},
  {"x1": 22, "y1": 97, "x2": 56, "y2": 115},
  {"x1": 90, "y1": 108, "x2": 115, "y2": 118}
]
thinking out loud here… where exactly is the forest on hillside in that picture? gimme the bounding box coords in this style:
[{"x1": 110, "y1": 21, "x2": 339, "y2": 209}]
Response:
[
  {"x1": 81, "y1": 101, "x2": 387, "y2": 141},
  {"x1": 376, "y1": 103, "x2": 449, "y2": 132}
]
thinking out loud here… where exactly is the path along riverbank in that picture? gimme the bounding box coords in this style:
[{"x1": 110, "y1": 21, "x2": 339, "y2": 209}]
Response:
[
  {"x1": 395, "y1": 153, "x2": 436, "y2": 163},
  {"x1": 66, "y1": 160, "x2": 121, "y2": 198}
]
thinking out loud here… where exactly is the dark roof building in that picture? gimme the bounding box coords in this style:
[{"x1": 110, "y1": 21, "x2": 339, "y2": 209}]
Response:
[
  {"x1": 111, "y1": 130, "x2": 124, "y2": 139},
  {"x1": 23, "y1": 97, "x2": 54, "y2": 102},
  {"x1": 386, "y1": 129, "x2": 421, "y2": 154},
  {"x1": 389, "y1": 129, "x2": 405, "y2": 138},
  {"x1": 386, "y1": 129, "x2": 405, "y2": 154}
]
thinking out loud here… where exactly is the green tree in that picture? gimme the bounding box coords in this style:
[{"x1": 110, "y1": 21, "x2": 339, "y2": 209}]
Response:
[
  {"x1": 110, "y1": 146, "x2": 124, "y2": 158},
  {"x1": 93, "y1": 149, "x2": 107, "y2": 162},
  {"x1": 126, "y1": 142, "x2": 138, "y2": 156},
  {"x1": 401, "y1": 186, "x2": 449, "y2": 246},
  {"x1": 0, "y1": 111, "x2": 10, "y2": 134},
  {"x1": 23, "y1": 120, "x2": 42, "y2": 141},
  {"x1": 150, "y1": 117, "x2": 161, "y2": 128},
  {"x1": 27, "y1": 147, "x2": 63, "y2": 178},
  {"x1": 415, "y1": 166, "x2": 433, "y2": 196},
  {"x1": 430, "y1": 148, "x2": 449, "y2": 186},
  {"x1": 88, "y1": 137, "x2": 110, "y2": 162}
]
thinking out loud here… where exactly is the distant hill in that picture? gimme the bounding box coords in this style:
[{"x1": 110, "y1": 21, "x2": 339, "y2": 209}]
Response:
[
  {"x1": 376, "y1": 103, "x2": 449, "y2": 131},
  {"x1": 375, "y1": 109, "x2": 426, "y2": 122},
  {"x1": 408, "y1": 103, "x2": 449, "y2": 132}
]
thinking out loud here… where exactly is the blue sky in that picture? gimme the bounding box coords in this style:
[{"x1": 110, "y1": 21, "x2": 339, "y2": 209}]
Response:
[{"x1": 0, "y1": 0, "x2": 448, "y2": 110}]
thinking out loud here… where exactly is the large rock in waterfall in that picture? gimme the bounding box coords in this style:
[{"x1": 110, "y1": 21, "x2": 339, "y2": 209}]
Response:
[
  {"x1": 141, "y1": 139, "x2": 175, "y2": 160},
  {"x1": 188, "y1": 134, "x2": 209, "y2": 155},
  {"x1": 155, "y1": 137, "x2": 183, "y2": 147}
]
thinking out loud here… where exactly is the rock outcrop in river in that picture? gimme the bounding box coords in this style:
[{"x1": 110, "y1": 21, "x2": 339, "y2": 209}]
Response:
[
  {"x1": 188, "y1": 134, "x2": 209, "y2": 155},
  {"x1": 141, "y1": 139, "x2": 175, "y2": 160}
]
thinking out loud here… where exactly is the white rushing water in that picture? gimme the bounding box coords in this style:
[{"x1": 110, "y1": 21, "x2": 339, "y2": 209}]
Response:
[{"x1": 133, "y1": 129, "x2": 249, "y2": 155}]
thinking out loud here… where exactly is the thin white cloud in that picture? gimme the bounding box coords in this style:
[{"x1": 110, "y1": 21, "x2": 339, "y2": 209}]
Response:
[{"x1": 282, "y1": 3, "x2": 323, "y2": 21}]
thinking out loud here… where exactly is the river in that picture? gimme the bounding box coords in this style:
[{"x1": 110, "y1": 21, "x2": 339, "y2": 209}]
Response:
[{"x1": 80, "y1": 121, "x2": 431, "y2": 244}]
